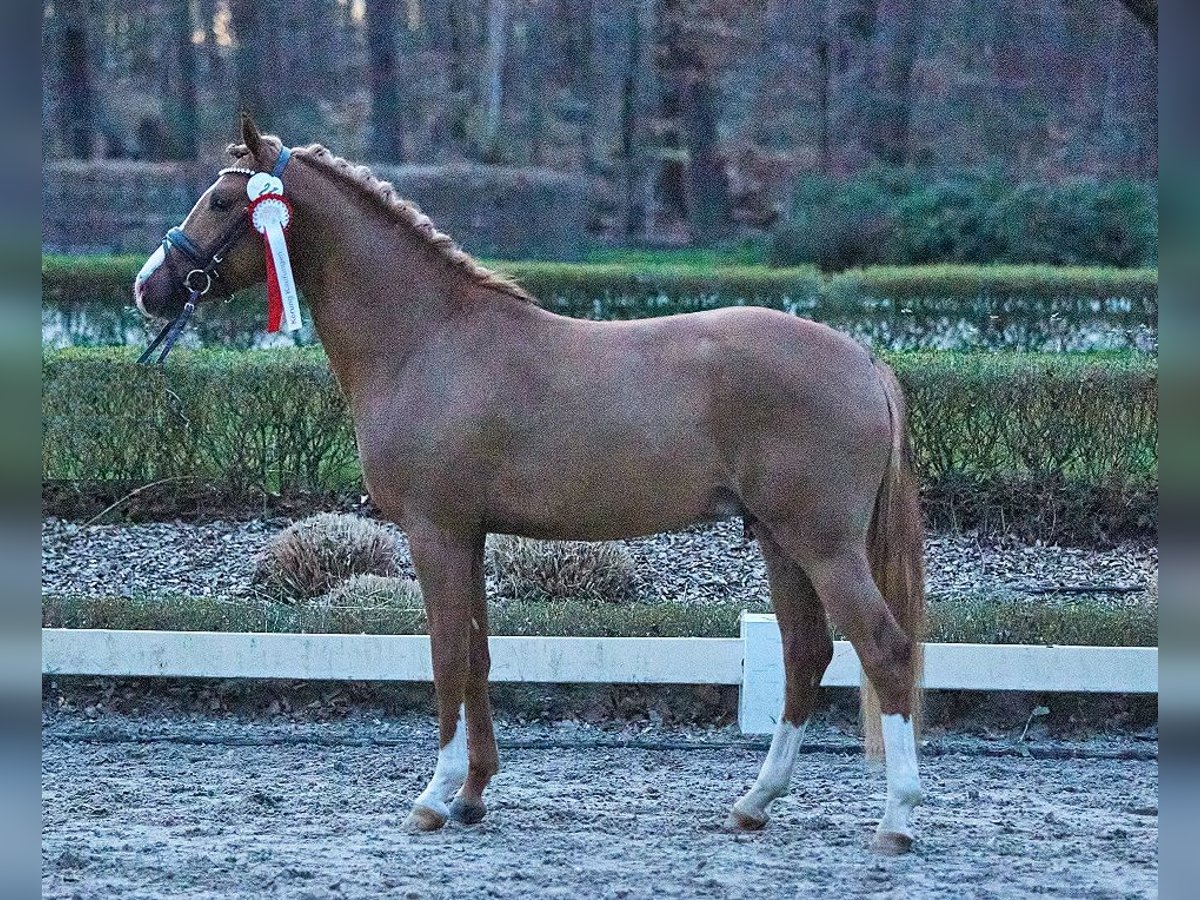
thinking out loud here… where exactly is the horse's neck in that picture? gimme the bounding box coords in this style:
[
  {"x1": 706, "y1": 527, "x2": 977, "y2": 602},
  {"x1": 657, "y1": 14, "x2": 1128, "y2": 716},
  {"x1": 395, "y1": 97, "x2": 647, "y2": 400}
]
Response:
[{"x1": 292, "y1": 188, "x2": 461, "y2": 406}]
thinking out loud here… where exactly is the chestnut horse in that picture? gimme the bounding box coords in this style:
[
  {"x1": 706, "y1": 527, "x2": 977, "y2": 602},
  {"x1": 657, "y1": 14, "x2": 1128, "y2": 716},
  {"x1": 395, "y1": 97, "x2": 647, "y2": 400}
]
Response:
[{"x1": 134, "y1": 115, "x2": 927, "y2": 854}]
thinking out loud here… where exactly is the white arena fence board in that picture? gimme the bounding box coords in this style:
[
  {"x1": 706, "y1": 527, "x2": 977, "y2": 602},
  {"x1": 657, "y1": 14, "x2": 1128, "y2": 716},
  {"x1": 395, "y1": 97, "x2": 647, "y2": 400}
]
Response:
[
  {"x1": 40, "y1": 629, "x2": 744, "y2": 685},
  {"x1": 42, "y1": 613, "x2": 1156, "y2": 736}
]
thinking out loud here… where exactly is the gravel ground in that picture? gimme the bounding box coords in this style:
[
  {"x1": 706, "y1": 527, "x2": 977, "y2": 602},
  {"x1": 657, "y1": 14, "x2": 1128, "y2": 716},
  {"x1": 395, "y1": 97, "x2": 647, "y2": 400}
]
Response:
[
  {"x1": 42, "y1": 516, "x2": 1157, "y2": 605},
  {"x1": 42, "y1": 711, "x2": 1158, "y2": 899}
]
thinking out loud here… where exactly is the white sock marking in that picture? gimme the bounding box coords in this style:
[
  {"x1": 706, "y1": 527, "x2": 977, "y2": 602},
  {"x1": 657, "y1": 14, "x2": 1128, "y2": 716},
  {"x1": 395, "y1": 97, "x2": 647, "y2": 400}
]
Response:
[
  {"x1": 735, "y1": 719, "x2": 807, "y2": 820},
  {"x1": 415, "y1": 704, "x2": 469, "y2": 818},
  {"x1": 878, "y1": 712, "x2": 923, "y2": 838}
]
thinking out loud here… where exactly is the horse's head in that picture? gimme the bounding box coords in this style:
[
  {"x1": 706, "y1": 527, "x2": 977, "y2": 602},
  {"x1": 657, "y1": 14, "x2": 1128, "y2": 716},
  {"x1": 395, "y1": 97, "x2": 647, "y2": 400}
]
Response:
[{"x1": 134, "y1": 113, "x2": 282, "y2": 320}]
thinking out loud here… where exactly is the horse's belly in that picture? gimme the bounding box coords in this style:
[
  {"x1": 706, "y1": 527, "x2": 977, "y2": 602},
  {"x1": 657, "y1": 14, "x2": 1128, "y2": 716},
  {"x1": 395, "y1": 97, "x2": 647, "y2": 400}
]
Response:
[{"x1": 485, "y1": 456, "x2": 738, "y2": 541}]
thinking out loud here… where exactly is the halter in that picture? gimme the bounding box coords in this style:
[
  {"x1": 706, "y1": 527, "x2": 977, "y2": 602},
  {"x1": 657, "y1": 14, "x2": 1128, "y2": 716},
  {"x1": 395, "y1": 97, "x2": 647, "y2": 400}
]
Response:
[{"x1": 138, "y1": 147, "x2": 293, "y2": 364}]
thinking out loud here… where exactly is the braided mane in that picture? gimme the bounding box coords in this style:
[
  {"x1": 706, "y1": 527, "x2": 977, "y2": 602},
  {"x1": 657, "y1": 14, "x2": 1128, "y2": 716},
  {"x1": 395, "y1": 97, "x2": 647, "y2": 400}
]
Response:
[{"x1": 227, "y1": 138, "x2": 535, "y2": 304}]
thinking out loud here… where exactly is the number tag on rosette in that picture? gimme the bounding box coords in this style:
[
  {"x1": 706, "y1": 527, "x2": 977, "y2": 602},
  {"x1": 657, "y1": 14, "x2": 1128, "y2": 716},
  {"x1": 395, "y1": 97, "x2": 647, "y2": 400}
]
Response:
[{"x1": 247, "y1": 174, "x2": 303, "y2": 333}]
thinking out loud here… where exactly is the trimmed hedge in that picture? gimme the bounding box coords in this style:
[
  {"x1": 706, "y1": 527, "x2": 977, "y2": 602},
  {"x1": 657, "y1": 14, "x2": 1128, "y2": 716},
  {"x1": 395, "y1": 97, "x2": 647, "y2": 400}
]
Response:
[
  {"x1": 901, "y1": 352, "x2": 1156, "y2": 485},
  {"x1": 42, "y1": 256, "x2": 1157, "y2": 355},
  {"x1": 42, "y1": 254, "x2": 146, "y2": 306},
  {"x1": 42, "y1": 347, "x2": 358, "y2": 494},
  {"x1": 905, "y1": 352, "x2": 1157, "y2": 541},
  {"x1": 41, "y1": 255, "x2": 826, "y2": 320},
  {"x1": 41, "y1": 593, "x2": 1157, "y2": 647},
  {"x1": 42, "y1": 348, "x2": 1156, "y2": 542},
  {"x1": 42, "y1": 254, "x2": 1157, "y2": 315}
]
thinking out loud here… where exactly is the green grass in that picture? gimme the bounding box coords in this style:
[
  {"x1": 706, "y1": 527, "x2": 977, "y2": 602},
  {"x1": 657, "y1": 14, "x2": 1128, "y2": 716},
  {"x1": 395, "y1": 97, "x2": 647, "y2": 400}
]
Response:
[
  {"x1": 41, "y1": 592, "x2": 1156, "y2": 647},
  {"x1": 924, "y1": 595, "x2": 1157, "y2": 647}
]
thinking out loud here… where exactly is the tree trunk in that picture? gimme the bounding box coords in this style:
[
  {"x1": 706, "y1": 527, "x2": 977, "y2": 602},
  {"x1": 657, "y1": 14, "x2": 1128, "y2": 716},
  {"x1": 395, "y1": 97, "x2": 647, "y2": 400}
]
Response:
[
  {"x1": 57, "y1": 0, "x2": 96, "y2": 158},
  {"x1": 620, "y1": 68, "x2": 639, "y2": 239},
  {"x1": 681, "y1": 71, "x2": 732, "y2": 245},
  {"x1": 817, "y1": 31, "x2": 832, "y2": 175},
  {"x1": 228, "y1": 0, "x2": 279, "y2": 130},
  {"x1": 831, "y1": 0, "x2": 880, "y2": 168},
  {"x1": 479, "y1": 0, "x2": 510, "y2": 160},
  {"x1": 1118, "y1": 0, "x2": 1157, "y2": 44},
  {"x1": 423, "y1": 0, "x2": 476, "y2": 156},
  {"x1": 619, "y1": 0, "x2": 656, "y2": 240},
  {"x1": 367, "y1": 0, "x2": 406, "y2": 161},
  {"x1": 171, "y1": 0, "x2": 199, "y2": 159},
  {"x1": 563, "y1": 0, "x2": 595, "y2": 167},
  {"x1": 866, "y1": 0, "x2": 924, "y2": 165}
]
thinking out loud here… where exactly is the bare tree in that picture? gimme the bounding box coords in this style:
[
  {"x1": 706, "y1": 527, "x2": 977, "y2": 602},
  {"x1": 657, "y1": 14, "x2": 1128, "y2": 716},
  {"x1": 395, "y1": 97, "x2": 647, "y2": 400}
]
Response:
[
  {"x1": 55, "y1": 0, "x2": 97, "y2": 158},
  {"x1": 815, "y1": 2, "x2": 832, "y2": 174},
  {"x1": 866, "y1": 0, "x2": 924, "y2": 165},
  {"x1": 229, "y1": 0, "x2": 281, "y2": 129},
  {"x1": 367, "y1": 0, "x2": 406, "y2": 161},
  {"x1": 660, "y1": 0, "x2": 737, "y2": 245},
  {"x1": 42, "y1": 0, "x2": 1160, "y2": 205},
  {"x1": 620, "y1": 0, "x2": 658, "y2": 239},
  {"x1": 170, "y1": 0, "x2": 199, "y2": 159},
  {"x1": 1118, "y1": 0, "x2": 1156, "y2": 43},
  {"x1": 479, "y1": 0, "x2": 510, "y2": 160}
]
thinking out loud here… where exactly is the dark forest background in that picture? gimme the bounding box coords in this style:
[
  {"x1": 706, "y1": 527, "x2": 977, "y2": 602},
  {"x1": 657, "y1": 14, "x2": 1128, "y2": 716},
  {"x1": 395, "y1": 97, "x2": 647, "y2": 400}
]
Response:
[{"x1": 41, "y1": 0, "x2": 1158, "y2": 253}]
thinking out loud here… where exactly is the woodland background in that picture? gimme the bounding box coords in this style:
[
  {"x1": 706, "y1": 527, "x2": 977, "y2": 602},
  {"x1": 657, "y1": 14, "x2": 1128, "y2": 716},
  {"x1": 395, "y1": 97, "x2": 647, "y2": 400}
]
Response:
[{"x1": 41, "y1": 0, "x2": 1158, "y2": 254}]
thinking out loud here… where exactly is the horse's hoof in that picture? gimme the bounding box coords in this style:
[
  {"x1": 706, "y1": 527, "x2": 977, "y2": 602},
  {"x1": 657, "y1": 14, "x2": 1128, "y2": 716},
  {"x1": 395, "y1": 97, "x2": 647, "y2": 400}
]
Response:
[
  {"x1": 872, "y1": 830, "x2": 914, "y2": 855},
  {"x1": 403, "y1": 804, "x2": 447, "y2": 833},
  {"x1": 449, "y1": 796, "x2": 487, "y2": 825},
  {"x1": 726, "y1": 806, "x2": 768, "y2": 831}
]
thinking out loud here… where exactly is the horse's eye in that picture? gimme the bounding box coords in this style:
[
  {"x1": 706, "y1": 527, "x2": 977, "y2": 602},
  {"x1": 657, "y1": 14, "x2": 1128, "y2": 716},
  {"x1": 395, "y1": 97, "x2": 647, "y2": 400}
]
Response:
[{"x1": 210, "y1": 195, "x2": 231, "y2": 212}]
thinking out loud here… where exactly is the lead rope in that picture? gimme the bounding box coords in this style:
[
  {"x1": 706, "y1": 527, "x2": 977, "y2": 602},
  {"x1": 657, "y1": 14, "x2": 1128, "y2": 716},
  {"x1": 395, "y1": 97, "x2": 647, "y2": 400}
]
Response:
[{"x1": 136, "y1": 293, "x2": 199, "y2": 365}]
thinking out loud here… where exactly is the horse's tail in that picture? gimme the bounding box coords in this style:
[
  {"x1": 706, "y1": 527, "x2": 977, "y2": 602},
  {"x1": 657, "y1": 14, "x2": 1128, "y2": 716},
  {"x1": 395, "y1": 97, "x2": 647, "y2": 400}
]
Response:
[{"x1": 861, "y1": 358, "x2": 926, "y2": 761}]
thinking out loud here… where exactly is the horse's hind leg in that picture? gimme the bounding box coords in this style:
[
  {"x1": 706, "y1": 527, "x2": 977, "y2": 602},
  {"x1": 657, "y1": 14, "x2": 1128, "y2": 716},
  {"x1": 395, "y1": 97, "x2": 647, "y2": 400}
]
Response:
[
  {"x1": 448, "y1": 550, "x2": 500, "y2": 825},
  {"x1": 728, "y1": 525, "x2": 833, "y2": 830},
  {"x1": 402, "y1": 523, "x2": 483, "y2": 833},
  {"x1": 788, "y1": 538, "x2": 923, "y2": 854}
]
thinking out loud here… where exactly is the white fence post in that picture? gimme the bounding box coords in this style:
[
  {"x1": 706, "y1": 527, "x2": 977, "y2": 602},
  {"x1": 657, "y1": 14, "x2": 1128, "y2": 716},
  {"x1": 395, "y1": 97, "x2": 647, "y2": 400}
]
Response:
[{"x1": 739, "y1": 612, "x2": 862, "y2": 734}]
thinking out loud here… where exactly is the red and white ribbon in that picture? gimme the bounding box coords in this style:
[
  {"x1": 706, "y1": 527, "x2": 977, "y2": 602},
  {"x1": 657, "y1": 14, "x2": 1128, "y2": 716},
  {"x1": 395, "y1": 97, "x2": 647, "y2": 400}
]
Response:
[{"x1": 247, "y1": 173, "x2": 302, "y2": 333}]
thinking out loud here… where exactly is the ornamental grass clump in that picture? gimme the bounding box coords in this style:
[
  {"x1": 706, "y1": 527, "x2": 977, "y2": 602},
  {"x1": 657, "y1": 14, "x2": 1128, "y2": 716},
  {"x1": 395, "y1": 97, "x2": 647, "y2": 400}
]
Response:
[
  {"x1": 252, "y1": 513, "x2": 400, "y2": 601},
  {"x1": 319, "y1": 574, "x2": 425, "y2": 633},
  {"x1": 489, "y1": 536, "x2": 639, "y2": 604},
  {"x1": 325, "y1": 573, "x2": 422, "y2": 609}
]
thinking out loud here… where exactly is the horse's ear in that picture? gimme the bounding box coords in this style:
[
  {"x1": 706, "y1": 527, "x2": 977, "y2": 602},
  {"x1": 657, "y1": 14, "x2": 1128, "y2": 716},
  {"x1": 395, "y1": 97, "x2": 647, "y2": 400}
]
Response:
[{"x1": 240, "y1": 110, "x2": 264, "y2": 160}]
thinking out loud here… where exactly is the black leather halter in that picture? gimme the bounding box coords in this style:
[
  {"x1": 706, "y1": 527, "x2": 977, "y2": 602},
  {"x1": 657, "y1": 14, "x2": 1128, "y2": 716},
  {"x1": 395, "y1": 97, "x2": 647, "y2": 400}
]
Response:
[{"x1": 138, "y1": 147, "x2": 293, "y2": 364}]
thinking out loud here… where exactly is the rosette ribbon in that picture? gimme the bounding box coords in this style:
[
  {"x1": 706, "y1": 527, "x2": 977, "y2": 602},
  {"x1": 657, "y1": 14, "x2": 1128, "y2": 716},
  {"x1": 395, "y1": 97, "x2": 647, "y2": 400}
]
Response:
[{"x1": 247, "y1": 172, "x2": 303, "y2": 333}]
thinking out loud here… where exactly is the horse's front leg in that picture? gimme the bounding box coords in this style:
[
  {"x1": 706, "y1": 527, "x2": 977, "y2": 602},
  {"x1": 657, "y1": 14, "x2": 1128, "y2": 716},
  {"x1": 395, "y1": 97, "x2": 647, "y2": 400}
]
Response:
[
  {"x1": 448, "y1": 544, "x2": 499, "y2": 825},
  {"x1": 402, "y1": 524, "x2": 485, "y2": 833}
]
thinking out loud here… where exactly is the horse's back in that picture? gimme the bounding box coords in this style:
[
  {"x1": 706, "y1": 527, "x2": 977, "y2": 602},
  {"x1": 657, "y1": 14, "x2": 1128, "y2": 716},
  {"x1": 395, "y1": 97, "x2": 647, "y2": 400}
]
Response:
[{"x1": 658, "y1": 305, "x2": 884, "y2": 424}]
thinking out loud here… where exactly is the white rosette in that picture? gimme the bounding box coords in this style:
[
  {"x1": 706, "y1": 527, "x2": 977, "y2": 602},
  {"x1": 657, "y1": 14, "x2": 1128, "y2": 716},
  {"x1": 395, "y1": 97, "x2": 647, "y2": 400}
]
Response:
[{"x1": 249, "y1": 192, "x2": 303, "y2": 333}]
